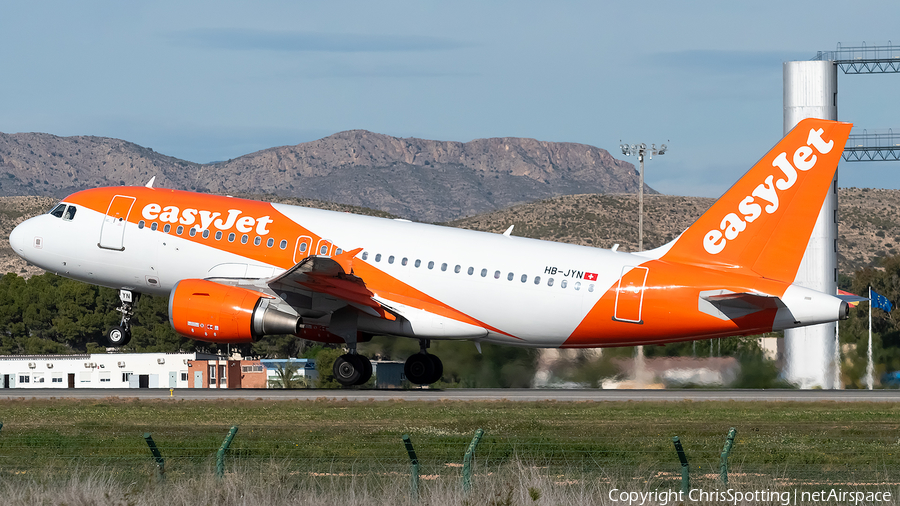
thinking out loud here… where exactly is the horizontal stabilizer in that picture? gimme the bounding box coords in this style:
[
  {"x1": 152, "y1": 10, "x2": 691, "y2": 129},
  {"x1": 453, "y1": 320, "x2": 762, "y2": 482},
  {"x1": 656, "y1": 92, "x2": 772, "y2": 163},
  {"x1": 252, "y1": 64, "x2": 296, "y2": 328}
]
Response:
[
  {"x1": 699, "y1": 290, "x2": 784, "y2": 321},
  {"x1": 835, "y1": 293, "x2": 868, "y2": 304}
]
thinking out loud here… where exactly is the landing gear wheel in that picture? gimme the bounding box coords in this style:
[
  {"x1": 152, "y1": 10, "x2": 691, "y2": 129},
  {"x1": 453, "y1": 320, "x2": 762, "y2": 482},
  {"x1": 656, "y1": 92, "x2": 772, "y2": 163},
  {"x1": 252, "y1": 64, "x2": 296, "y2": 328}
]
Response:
[
  {"x1": 428, "y1": 354, "x2": 443, "y2": 384},
  {"x1": 334, "y1": 354, "x2": 362, "y2": 386},
  {"x1": 105, "y1": 326, "x2": 131, "y2": 347},
  {"x1": 405, "y1": 353, "x2": 437, "y2": 385},
  {"x1": 356, "y1": 355, "x2": 373, "y2": 386}
]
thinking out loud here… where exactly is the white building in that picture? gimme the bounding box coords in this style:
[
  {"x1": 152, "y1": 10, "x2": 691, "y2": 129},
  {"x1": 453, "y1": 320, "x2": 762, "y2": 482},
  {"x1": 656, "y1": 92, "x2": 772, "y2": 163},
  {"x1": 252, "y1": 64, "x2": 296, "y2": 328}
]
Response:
[{"x1": 0, "y1": 352, "x2": 220, "y2": 389}]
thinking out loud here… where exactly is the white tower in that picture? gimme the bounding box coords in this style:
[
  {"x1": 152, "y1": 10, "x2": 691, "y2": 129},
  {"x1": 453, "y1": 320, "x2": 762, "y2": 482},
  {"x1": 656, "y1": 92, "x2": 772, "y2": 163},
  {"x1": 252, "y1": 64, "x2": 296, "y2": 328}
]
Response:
[{"x1": 782, "y1": 60, "x2": 839, "y2": 389}]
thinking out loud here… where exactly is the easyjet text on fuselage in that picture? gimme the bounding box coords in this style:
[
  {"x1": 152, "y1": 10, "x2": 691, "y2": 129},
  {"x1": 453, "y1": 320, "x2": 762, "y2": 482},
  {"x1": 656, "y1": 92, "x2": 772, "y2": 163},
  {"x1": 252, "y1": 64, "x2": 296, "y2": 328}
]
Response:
[{"x1": 141, "y1": 203, "x2": 274, "y2": 235}]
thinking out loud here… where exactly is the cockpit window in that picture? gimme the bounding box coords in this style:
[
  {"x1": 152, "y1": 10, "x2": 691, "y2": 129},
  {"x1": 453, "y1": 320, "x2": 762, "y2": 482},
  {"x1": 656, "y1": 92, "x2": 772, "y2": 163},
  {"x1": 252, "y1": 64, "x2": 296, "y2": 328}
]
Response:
[
  {"x1": 63, "y1": 206, "x2": 76, "y2": 221},
  {"x1": 49, "y1": 204, "x2": 66, "y2": 218}
]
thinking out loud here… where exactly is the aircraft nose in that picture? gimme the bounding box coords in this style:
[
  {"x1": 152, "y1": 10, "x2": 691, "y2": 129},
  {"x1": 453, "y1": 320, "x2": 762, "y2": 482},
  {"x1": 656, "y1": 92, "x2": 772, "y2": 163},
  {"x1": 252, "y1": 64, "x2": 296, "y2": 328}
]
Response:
[{"x1": 9, "y1": 221, "x2": 25, "y2": 253}]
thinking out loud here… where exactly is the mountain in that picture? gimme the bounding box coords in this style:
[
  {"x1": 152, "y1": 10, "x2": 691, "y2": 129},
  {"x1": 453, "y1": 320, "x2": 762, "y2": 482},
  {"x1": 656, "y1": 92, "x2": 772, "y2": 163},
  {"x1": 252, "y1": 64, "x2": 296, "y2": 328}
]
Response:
[{"x1": 0, "y1": 130, "x2": 647, "y2": 222}]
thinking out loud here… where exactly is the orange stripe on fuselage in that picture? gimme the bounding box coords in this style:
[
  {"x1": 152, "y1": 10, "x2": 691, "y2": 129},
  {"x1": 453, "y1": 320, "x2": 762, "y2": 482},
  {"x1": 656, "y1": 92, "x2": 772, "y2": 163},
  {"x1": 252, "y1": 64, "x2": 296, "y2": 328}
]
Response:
[
  {"x1": 63, "y1": 187, "x2": 510, "y2": 337},
  {"x1": 563, "y1": 258, "x2": 790, "y2": 348}
]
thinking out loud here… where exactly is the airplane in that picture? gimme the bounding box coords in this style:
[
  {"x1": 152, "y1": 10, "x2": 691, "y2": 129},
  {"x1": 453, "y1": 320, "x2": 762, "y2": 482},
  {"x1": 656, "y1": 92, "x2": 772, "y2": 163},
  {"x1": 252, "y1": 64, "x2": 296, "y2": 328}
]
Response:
[{"x1": 8, "y1": 118, "x2": 860, "y2": 387}]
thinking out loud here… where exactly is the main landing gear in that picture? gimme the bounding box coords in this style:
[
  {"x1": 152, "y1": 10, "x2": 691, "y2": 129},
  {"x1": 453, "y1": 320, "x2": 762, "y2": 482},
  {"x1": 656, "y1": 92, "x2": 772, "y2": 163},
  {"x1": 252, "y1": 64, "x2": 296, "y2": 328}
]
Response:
[
  {"x1": 333, "y1": 352, "x2": 373, "y2": 386},
  {"x1": 404, "y1": 340, "x2": 443, "y2": 386},
  {"x1": 105, "y1": 289, "x2": 136, "y2": 347}
]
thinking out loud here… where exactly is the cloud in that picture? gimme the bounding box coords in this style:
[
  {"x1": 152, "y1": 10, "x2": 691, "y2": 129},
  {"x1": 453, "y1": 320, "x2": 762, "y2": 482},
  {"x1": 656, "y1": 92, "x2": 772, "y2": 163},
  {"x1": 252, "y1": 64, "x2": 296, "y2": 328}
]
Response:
[{"x1": 170, "y1": 28, "x2": 467, "y2": 53}]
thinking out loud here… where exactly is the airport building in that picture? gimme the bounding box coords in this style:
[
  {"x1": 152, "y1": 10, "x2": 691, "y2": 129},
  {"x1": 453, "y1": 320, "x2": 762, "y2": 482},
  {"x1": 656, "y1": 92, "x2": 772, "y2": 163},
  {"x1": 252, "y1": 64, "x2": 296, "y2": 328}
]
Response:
[{"x1": 0, "y1": 352, "x2": 278, "y2": 389}]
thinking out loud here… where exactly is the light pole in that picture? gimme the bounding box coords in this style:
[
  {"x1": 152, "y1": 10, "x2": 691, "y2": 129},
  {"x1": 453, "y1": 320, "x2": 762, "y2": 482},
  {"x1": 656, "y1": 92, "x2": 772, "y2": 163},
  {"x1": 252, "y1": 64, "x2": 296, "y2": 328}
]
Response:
[
  {"x1": 619, "y1": 142, "x2": 667, "y2": 252},
  {"x1": 619, "y1": 141, "x2": 667, "y2": 388}
]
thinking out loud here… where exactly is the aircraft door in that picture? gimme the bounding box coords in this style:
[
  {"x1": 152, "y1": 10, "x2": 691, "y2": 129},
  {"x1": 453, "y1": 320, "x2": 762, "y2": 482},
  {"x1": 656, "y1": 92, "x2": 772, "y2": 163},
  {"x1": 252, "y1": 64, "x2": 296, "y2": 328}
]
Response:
[
  {"x1": 293, "y1": 236, "x2": 312, "y2": 263},
  {"x1": 613, "y1": 266, "x2": 649, "y2": 324},
  {"x1": 99, "y1": 195, "x2": 136, "y2": 251}
]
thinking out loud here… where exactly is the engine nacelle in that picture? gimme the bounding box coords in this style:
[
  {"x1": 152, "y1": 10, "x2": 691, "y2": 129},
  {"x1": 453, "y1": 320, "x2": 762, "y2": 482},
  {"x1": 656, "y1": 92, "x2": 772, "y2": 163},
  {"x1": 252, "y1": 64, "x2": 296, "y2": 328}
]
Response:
[{"x1": 168, "y1": 279, "x2": 300, "y2": 344}]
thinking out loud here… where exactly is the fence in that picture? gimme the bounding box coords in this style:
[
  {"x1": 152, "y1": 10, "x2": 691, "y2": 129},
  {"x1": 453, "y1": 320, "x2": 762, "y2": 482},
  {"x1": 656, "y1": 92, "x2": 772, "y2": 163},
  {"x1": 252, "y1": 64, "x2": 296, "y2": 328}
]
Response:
[{"x1": 0, "y1": 420, "x2": 897, "y2": 494}]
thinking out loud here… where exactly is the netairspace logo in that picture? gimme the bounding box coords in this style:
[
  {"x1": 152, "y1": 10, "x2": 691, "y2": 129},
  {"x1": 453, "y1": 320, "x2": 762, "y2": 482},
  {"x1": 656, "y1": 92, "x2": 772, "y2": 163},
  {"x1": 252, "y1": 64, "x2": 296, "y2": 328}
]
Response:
[{"x1": 607, "y1": 488, "x2": 893, "y2": 505}]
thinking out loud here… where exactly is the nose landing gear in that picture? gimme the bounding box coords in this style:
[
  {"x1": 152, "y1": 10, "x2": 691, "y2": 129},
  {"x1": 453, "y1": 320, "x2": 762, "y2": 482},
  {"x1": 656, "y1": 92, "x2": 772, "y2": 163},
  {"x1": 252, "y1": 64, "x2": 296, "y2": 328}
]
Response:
[{"x1": 105, "y1": 289, "x2": 136, "y2": 347}]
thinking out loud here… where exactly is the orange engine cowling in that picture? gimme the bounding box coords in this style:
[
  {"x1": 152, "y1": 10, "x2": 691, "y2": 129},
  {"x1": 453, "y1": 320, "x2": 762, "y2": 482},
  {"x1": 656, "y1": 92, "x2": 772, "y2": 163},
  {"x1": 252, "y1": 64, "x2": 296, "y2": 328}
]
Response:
[{"x1": 168, "y1": 279, "x2": 300, "y2": 344}]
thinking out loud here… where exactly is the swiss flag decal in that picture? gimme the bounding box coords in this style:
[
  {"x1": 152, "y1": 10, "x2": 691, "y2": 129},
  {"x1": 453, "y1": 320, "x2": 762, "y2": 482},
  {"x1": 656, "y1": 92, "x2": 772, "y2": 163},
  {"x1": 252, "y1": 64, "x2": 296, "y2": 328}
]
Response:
[{"x1": 585, "y1": 272, "x2": 598, "y2": 281}]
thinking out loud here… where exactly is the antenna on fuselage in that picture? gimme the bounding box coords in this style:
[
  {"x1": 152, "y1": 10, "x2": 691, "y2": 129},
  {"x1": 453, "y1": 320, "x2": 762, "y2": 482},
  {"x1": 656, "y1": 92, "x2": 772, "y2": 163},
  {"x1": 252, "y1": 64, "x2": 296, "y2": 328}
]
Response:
[
  {"x1": 145, "y1": 176, "x2": 156, "y2": 188},
  {"x1": 502, "y1": 225, "x2": 514, "y2": 237}
]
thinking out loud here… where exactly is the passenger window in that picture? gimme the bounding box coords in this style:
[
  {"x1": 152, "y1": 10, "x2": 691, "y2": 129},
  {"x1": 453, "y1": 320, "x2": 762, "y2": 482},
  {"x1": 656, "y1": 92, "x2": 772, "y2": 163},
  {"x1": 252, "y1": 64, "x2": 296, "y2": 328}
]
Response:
[
  {"x1": 521, "y1": 274, "x2": 527, "y2": 283},
  {"x1": 415, "y1": 259, "x2": 421, "y2": 268},
  {"x1": 428, "y1": 261, "x2": 434, "y2": 269},
  {"x1": 402, "y1": 258, "x2": 408, "y2": 266},
  {"x1": 534, "y1": 276, "x2": 541, "y2": 285},
  {"x1": 548, "y1": 278, "x2": 554, "y2": 287},
  {"x1": 228, "y1": 233, "x2": 235, "y2": 242},
  {"x1": 441, "y1": 263, "x2": 448, "y2": 271},
  {"x1": 481, "y1": 269, "x2": 488, "y2": 277},
  {"x1": 494, "y1": 270, "x2": 500, "y2": 279},
  {"x1": 574, "y1": 281, "x2": 581, "y2": 291},
  {"x1": 375, "y1": 254, "x2": 382, "y2": 262},
  {"x1": 215, "y1": 231, "x2": 222, "y2": 240},
  {"x1": 320, "y1": 245, "x2": 328, "y2": 255},
  {"x1": 241, "y1": 234, "x2": 249, "y2": 244},
  {"x1": 299, "y1": 242, "x2": 308, "y2": 253},
  {"x1": 254, "y1": 236, "x2": 261, "y2": 246},
  {"x1": 202, "y1": 230, "x2": 210, "y2": 239},
  {"x1": 176, "y1": 225, "x2": 184, "y2": 235},
  {"x1": 362, "y1": 252, "x2": 368, "y2": 260},
  {"x1": 467, "y1": 267, "x2": 474, "y2": 275},
  {"x1": 279, "y1": 240, "x2": 287, "y2": 249},
  {"x1": 335, "y1": 248, "x2": 343, "y2": 255},
  {"x1": 561, "y1": 280, "x2": 567, "y2": 289},
  {"x1": 454, "y1": 265, "x2": 461, "y2": 274},
  {"x1": 163, "y1": 224, "x2": 171, "y2": 233},
  {"x1": 588, "y1": 284, "x2": 595, "y2": 292},
  {"x1": 189, "y1": 227, "x2": 196, "y2": 237},
  {"x1": 138, "y1": 220, "x2": 145, "y2": 229},
  {"x1": 389, "y1": 256, "x2": 395, "y2": 264},
  {"x1": 267, "y1": 238, "x2": 274, "y2": 247},
  {"x1": 49, "y1": 204, "x2": 66, "y2": 218},
  {"x1": 507, "y1": 272, "x2": 514, "y2": 281},
  {"x1": 63, "y1": 206, "x2": 76, "y2": 221},
  {"x1": 151, "y1": 222, "x2": 158, "y2": 231}
]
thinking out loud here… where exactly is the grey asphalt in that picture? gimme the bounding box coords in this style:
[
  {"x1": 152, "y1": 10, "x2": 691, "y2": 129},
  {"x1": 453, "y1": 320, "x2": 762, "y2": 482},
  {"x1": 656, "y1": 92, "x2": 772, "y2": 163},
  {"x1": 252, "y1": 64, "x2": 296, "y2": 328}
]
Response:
[{"x1": 3, "y1": 388, "x2": 900, "y2": 402}]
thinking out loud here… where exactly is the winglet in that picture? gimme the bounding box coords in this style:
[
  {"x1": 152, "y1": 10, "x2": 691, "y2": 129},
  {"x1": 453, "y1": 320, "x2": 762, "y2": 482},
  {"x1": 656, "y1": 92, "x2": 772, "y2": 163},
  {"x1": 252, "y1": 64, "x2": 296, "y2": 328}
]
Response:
[
  {"x1": 503, "y1": 225, "x2": 514, "y2": 237},
  {"x1": 661, "y1": 118, "x2": 852, "y2": 282},
  {"x1": 145, "y1": 176, "x2": 156, "y2": 188},
  {"x1": 333, "y1": 247, "x2": 364, "y2": 274}
]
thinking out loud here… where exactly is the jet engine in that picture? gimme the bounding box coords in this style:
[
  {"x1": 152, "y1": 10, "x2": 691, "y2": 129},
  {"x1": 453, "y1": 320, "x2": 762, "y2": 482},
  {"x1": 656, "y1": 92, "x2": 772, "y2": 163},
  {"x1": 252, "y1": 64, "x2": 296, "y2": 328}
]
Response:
[{"x1": 168, "y1": 279, "x2": 300, "y2": 343}]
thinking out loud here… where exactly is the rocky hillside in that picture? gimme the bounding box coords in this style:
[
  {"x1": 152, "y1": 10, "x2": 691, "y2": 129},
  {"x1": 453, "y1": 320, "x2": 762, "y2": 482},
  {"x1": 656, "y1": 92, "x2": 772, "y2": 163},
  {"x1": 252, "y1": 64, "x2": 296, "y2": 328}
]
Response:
[
  {"x1": 0, "y1": 130, "x2": 646, "y2": 222},
  {"x1": 1, "y1": 189, "x2": 894, "y2": 278}
]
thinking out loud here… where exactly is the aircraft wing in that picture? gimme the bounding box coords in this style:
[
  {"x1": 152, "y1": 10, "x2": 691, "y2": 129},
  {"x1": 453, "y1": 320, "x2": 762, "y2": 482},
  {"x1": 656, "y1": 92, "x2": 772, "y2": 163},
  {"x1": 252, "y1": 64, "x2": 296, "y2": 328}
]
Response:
[{"x1": 266, "y1": 248, "x2": 396, "y2": 320}]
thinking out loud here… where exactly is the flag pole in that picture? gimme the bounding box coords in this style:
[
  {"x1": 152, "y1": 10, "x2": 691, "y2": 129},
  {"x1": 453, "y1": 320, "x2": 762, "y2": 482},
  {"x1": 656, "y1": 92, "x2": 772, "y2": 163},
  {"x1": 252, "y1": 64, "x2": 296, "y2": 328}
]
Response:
[
  {"x1": 867, "y1": 286, "x2": 874, "y2": 390},
  {"x1": 834, "y1": 289, "x2": 841, "y2": 389}
]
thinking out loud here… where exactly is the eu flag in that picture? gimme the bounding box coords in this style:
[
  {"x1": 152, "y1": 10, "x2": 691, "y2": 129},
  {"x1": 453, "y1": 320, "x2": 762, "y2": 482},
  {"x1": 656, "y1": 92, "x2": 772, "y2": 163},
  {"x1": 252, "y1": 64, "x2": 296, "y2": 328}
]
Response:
[{"x1": 871, "y1": 289, "x2": 893, "y2": 313}]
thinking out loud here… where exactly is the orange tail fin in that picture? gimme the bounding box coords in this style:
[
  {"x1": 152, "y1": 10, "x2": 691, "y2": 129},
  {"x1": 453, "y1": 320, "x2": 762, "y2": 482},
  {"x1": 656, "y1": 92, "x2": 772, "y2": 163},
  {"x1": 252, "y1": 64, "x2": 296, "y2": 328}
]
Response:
[{"x1": 661, "y1": 118, "x2": 852, "y2": 282}]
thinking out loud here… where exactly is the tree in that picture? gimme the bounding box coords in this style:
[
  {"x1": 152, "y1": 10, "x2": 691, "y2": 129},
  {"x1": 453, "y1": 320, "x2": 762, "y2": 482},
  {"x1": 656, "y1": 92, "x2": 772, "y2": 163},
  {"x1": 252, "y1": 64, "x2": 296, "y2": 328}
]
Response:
[{"x1": 269, "y1": 361, "x2": 306, "y2": 389}]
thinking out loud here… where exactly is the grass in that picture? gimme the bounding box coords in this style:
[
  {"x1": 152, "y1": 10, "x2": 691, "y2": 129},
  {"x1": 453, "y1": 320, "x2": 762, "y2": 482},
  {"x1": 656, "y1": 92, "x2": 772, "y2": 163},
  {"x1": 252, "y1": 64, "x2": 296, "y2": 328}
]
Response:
[{"x1": 0, "y1": 398, "x2": 898, "y2": 503}]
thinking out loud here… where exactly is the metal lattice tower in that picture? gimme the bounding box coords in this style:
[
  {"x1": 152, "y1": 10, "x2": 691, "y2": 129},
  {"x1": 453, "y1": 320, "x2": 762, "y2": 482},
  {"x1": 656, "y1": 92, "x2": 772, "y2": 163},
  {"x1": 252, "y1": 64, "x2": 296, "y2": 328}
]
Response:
[
  {"x1": 813, "y1": 42, "x2": 900, "y2": 74},
  {"x1": 843, "y1": 130, "x2": 900, "y2": 162}
]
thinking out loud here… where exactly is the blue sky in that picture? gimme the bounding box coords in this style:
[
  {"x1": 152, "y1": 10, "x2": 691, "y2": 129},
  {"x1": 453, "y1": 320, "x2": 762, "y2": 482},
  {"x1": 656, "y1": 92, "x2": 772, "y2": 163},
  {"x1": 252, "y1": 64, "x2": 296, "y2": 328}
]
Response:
[{"x1": 1, "y1": 1, "x2": 898, "y2": 197}]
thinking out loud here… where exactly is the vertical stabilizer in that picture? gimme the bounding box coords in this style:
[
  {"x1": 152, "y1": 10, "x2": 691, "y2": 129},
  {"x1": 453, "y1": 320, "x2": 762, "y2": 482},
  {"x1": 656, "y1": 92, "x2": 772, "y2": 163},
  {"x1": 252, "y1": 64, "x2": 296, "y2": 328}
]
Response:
[{"x1": 662, "y1": 118, "x2": 851, "y2": 282}]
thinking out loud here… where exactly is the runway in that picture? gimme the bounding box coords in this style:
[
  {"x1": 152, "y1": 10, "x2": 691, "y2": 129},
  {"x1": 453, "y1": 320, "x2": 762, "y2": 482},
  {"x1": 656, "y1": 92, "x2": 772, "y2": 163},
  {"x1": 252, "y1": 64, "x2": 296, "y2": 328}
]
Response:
[{"x1": 3, "y1": 388, "x2": 900, "y2": 402}]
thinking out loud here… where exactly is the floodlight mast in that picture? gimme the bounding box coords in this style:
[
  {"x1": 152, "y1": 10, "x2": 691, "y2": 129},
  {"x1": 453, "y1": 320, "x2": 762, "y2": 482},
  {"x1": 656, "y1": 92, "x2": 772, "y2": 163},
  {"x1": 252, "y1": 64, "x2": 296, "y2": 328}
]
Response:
[{"x1": 619, "y1": 142, "x2": 667, "y2": 252}]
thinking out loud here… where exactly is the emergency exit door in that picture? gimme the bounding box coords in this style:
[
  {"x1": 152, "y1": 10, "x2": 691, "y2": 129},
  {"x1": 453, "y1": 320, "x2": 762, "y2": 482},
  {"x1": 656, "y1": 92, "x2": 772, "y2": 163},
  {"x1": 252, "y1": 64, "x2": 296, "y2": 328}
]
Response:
[{"x1": 99, "y1": 195, "x2": 136, "y2": 251}]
